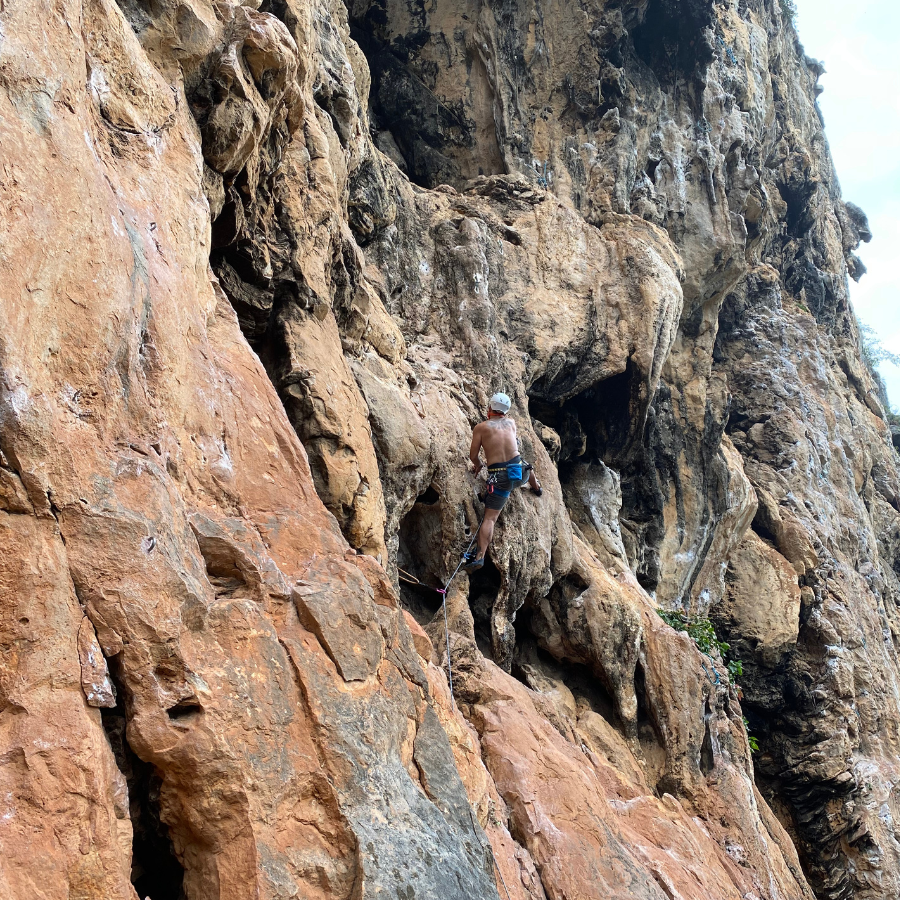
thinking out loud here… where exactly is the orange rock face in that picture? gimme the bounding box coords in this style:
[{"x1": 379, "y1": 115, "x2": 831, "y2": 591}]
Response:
[
  {"x1": 1, "y1": 0, "x2": 896, "y2": 899},
  {"x1": 0, "y1": 4, "x2": 493, "y2": 897}
]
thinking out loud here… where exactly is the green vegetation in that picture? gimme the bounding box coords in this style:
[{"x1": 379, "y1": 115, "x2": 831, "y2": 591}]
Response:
[
  {"x1": 656, "y1": 610, "x2": 731, "y2": 658},
  {"x1": 779, "y1": 0, "x2": 797, "y2": 25},
  {"x1": 857, "y1": 320, "x2": 900, "y2": 425},
  {"x1": 657, "y1": 609, "x2": 760, "y2": 753},
  {"x1": 743, "y1": 717, "x2": 760, "y2": 754},
  {"x1": 858, "y1": 319, "x2": 900, "y2": 374}
]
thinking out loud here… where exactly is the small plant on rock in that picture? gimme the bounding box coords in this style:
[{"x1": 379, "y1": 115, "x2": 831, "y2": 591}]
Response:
[
  {"x1": 743, "y1": 716, "x2": 760, "y2": 754},
  {"x1": 657, "y1": 610, "x2": 730, "y2": 658},
  {"x1": 657, "y1": 609, "x2": 746, "y2": 686}
]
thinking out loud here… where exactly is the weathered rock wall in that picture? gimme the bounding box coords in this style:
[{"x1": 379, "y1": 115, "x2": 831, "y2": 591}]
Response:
[{"x1": 1, "y1": 1, "x2": 897, "y2": 900}]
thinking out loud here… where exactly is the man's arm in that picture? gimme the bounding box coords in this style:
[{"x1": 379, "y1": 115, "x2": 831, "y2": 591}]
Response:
[{"x1": 469, "y1": 424, "x2": 483, "y2": 470}]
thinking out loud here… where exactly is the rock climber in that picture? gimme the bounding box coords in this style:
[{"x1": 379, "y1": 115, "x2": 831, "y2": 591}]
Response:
[{"x1": 464, "y1": 392, "x2": 542, "y2": 572}]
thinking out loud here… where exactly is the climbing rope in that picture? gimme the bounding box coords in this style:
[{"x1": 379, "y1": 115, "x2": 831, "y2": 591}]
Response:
[
  {"x1": 699, "y1": 659, "x2": 722, "y2": 688},
  {"x1": 398, "y1": 495, "x2": 517, "y2": 900},
  {"x1": 430, "y1": 507, "x2": 514, "y2": 900},
  {"x1": 437, "y1": 508, "x2": 487, "y2": 707}
]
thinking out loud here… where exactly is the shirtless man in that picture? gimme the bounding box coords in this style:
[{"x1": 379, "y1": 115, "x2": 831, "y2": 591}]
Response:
[{"x1": 464, "y1": 392, "x2": 541, "y2": 571}]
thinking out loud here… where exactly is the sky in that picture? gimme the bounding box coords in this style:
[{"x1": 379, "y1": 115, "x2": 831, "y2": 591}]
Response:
[{"x1": 791, "y1": 0, "x2": 900, "y2": 406}]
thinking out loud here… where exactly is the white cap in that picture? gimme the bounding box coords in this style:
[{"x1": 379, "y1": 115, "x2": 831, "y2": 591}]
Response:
[{"x1": 489, "y1": 392, "x2": 512, "y2": 413}]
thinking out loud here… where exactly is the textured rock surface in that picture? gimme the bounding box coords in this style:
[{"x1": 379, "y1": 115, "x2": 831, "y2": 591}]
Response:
[{"x1": 1, "y1": 1, "x2": 897, "y2": 899}]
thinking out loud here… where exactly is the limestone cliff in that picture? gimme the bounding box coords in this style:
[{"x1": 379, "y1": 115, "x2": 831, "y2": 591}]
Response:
[{"x1": 1, "y1": 1, "x2": 896, "y2": 899}]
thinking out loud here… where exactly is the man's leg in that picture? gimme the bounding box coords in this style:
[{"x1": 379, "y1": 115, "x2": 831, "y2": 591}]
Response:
[{"x1": 476, "y1": 508, "x2": 501, "y2": 560}]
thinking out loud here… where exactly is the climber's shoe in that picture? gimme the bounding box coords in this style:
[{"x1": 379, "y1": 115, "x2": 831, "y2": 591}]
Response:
[{"x1": 463, "y1": 555, "x2": 485, "y2": 573}]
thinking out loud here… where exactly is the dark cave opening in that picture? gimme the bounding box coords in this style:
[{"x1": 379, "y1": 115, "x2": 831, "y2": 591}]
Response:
[
  {"x1": 101, "y1": 658, "x2": 185, "y2": 900},
  {"x1": 192, "y1": 523, "x2": 252, "y2": 601},
  {"x1": 346, "y1": 8, "x2": 503, "y2": 191},
  {"x1": 752, "y1": 723, "x2": 857, "y2": 900},
  {"x1": 209, "y1": 239, "x2": 277, "y2": 349},
  {"x1": 778, "y1": 178, "x2": 817, "y2": 239},
  {"x1": 415, "y1": 484, "x2": 440, "y2": 505},
  {"x1": 631, "y1": 0, "x2": 715, "y2": 97},
  {"x1": 531, "y1": 364, "x2": 661, "y2": 586},
  {"x1": 348, "y1": 24, "x2": 461, "y2": 190},
  {"x1": 577, "y1": 364, "x2": 645, "y2": 464},
  {"x1": 699, "y1": 699, "x2": 715, "y2": 775},
  {"x1": 529, "y1": 364, "x2": 669, "y2": 594},
  {"x1": 397, "y1": 486, "x2": 446, "y2": 626},
  {"x1": 528, "y1": 361, "x2": 642, "y2": 469},
  {"x1": 548, "y1": 566, "x2": 591, "y2": 610}
]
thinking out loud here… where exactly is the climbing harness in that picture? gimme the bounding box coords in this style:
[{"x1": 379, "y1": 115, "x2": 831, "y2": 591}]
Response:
[
  {"x1": 486, "y1": 459, "x2": 530, "y2": 488},
  {"x1": 480, "y1": 458, "x2": 535, "y2": 511}
]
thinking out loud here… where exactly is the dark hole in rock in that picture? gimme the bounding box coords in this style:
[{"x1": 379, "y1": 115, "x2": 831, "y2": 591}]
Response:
[
  {"x1": 166, "y1": 698, "x2": 203, "y2": 722},
  {"x1": 101, "y1": 657, "x2": 185, "y2": 900},
  {"x1": 210, "y1": 250, "x2": 275, "y2": 348},
  {"x1": 564, "y1": 658, "x2": 621, "y2": 728},
  {"x1": 193, "y1": 530, "x2": 251, "y2": 599},
  {"x1": 468, "y1": 554, "x2": 502, "y2": 660},
  {"x1": 210, "y1": 198, "x2": 242, "y2": 249},
  {"x1": 750, "y1": 517, "x2": 779, "y2": 548},
  {"x1": 415, "y1": 485, "x2": 440, "y2": 505},
  {"x1": 631, "y1": 0, "x2": 715, "y2": 98},
  {"x1": 634, "y1": 660, "x2": 667, "y2": 793},
  {"x1": 529, "y1": 362, "x2": 640, "y2": 467},
  {"x1": 213, "y1": 240, "x2": 264, "y2": 287},
  {"x1": 569, "y1": 367, "x2": 639, "y2": 464},
  {"x1": 699, "y1": 698, "x2": 715, "y2": 775},
  {"x1": 550, "y1": 568, "x2": 591, "y2": 607},
  {"x1": 724, "y1": 407, "x2": 751, "y2": 435},
  {"x1": 397, "y1": 491, "x2": 445, "y2": 626},
  {"x1": 779, "y1": 178, "x2": 817, "y2": 239},
  {"x1": 528, "y1": 397, "x2": 561, "y2": 431},
  {"x1": 346, "y1": 17, "x2": 494, "y2": 190},
  {"x1": 755, "y1": 771, "x2": 806, "y2": 874},
  {"x1": 208, "y1": 575, "x2": 250, "y2": 599},
  {"x1": 752, "y1": 702, "x2": 856, "y2": 900}
]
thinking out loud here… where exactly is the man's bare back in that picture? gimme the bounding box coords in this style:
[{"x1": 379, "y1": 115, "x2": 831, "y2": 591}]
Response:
[{"x1": 470, "y1": 416, "x2": 519, "y2": 467}]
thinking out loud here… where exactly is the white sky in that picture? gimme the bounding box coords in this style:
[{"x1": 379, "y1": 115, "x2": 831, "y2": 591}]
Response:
[{"x1": 791, "y1": 0, "x2": 900, "y2": 405}]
